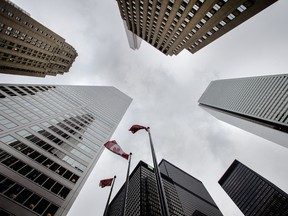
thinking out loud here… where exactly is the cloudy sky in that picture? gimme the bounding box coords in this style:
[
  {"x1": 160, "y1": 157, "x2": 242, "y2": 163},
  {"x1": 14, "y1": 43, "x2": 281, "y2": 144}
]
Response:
[{"x1": 2, "y1": 0, "x2": 288, "y2": 215}]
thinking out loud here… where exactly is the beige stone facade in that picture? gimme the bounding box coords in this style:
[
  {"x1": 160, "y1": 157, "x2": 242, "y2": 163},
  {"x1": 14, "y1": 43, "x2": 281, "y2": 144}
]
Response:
[
  {"x1": 0, "y1": 0, "x2": 77, "y2": 77},
  {"x1": 117, "y1": 0, "x2": 277, "y2": 56}
]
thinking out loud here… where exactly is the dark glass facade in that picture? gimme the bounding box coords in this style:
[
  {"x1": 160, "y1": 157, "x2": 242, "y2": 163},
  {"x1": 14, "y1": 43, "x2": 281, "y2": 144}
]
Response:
[
  {"x1": 108, "y1": 161, "x2": 185, "y2": 216},
  {"x1": 0, "y1": 84, "x2": 132, "y2": 216},
  {"x1": 219, "y1": 160, "x2": 288, "y2": 216},
  {"x1": 108, "y1": 160, "x2": 223, "y2": 216},
  {"x1": 159, "y1": 160, "x2": 223, "y2": 216}
]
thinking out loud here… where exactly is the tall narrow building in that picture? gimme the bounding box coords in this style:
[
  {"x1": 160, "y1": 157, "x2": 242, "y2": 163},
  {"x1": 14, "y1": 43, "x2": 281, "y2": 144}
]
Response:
[
  {"x1": 219, "y1": 160, "x2": 288, "y2": 216},
  {"x1": 116, "y1": 0, "x2": 278, "y2": 56},
  {"x1": 198, "y1": 74, "x2": 288, "y2": 149},
  {"x1": 108, "y1": 160, "x2": 222, "y2": 216},
  {"x1": 0, "y1": 0, "x2": 78, "y2": 77},
  {"x1": 0, "y1": 84, "x2": 132, "y2": 216}
]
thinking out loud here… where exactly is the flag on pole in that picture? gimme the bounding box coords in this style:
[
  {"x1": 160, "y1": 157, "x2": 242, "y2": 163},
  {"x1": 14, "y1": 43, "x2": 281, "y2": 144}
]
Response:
[
  {"x1": 104, "y1": 140, "x2": 129, "y2": 160},
  {"x1": 99, "y1": 178, "x2": 114, "y2": 188},
  {"x1": 129, "y1": 124, "x2": 148, "y2": 134}
]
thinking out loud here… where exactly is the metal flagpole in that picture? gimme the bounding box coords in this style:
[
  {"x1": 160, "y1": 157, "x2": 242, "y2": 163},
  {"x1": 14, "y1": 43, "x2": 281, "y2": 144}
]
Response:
[
  {"x1": 147, "y1": 127, "x2": 170, "y2": 216},
  {"x1": 121, "y1": 152, "x2": 132, "y2": 216},
  {"x1": 103, "y1": 176, "x2": 116, "y2": 216}
]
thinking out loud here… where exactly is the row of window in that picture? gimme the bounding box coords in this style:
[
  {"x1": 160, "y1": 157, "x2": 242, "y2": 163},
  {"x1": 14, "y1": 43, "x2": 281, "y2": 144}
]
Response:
[
  {"x1": 0, "y1": 173, "x2": 59, "y2": 216},
  {"x1": 0, "y1": 51, "x2": 66, "y2": 71},
  {"x1": 188, "y1": 1, "x2": 253, "y2": 52},
  {"x1": 39, "y1": 122, "x2": 92, "y2": 163},
  {"x1": 0, "y1": 4, "x2": 63, "y2": 45},
  {"x1": 0, "y1": 135, "x2": 80, "y2": 183},
  {"x1": 0, "y1": 148, "x2": 71, "y2": 199},
  {"x1": 17, "y1": 129, "x2": 86, "y2": 172},
  {"x1": 0, "y1": 86, "x2": 109, "y2": 150}
]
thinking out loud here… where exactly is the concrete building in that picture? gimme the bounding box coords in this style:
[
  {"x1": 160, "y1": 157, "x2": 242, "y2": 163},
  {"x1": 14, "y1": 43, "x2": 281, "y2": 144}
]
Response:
[
  {"x1": 108, "y1": 160, "x2": 222, "y2": 216},
  {"x1": 0, "y1": 84, "x2": 132, "y2": 216},
  {"x1": 116, "y1": 0, "x2": 278, "y2": 56},
  {"x1": 0, "y1": 0, "x2": 78, "y2": 77},
  {"x1": 198, "y1": 74, "x2": 288, "y2": 149},
  {"x1": 219, "y1": 160, "x2": 288, "y2": 216}
]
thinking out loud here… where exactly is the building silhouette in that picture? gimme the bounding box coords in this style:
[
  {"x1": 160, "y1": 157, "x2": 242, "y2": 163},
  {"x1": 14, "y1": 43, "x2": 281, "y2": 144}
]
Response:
[
  {"x1": 108, "y1": 160, "x2": 222, "y2": 216},
  {"x1": 0, "y1": 0, "x2": 78, "y2": 77},
  {"x1": 0, "y1": 84, "x2": 131, "y2": 216},
  {"x1": 219, "y1": 160, "x2": 288, "y2": 216},
  {"x1": 116, "y1": 0, "x2": 278, "y2": 55},
  {"x1": 198, "y1": 74, "x2": 288, "y2": 149},
  {"x1": 159, "y1": 160, "x2": 223, "y2": 216}
]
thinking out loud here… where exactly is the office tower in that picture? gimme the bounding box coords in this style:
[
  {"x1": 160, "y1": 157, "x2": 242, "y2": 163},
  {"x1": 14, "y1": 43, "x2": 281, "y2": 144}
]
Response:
[
  {"x1": 0, "y1": 0, "x2": 78, "y2": 77},
  {"x1": 116, "y1": 0, "x2": 278, "y2": 56},
  {"x1": 0, "y1": 84, "x2": 132, "y2": 216},
  {"x1": 198, "y1": 74, "x2": 288, "y2": 149},
  {"x1": 219, "y1": 160, "x2": 288, "y2": 216},
  {"x1": 159, "y1": 159, "x2": 223, "y2": 216},
  {"x1": 108, "y1": 160, "x2": 222, "y2": 216}
]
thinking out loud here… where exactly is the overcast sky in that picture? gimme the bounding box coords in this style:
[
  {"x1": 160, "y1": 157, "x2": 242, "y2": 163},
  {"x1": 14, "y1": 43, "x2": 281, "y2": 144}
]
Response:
[{"x1": 2, "y1": 1, "x2": 288, "y2": 215}]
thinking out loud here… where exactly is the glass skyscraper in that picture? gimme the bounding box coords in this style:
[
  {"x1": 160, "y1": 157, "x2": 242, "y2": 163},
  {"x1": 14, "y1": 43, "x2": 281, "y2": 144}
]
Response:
[
  {"x1": 108, "y1": 159, "x2": 222, "y2": 216},
  {"x1": 198, "y1": 74, "x2": 288, "y2": 149},
  {"x1": 219, "y1": 160, "x2": 288, "y2": 216},
  {"x1": 159, "y1": 160, "x2": 223, "y2": 216},
  {"x1": 0, "y1": 84, "x2": 132, "y2": 216}
]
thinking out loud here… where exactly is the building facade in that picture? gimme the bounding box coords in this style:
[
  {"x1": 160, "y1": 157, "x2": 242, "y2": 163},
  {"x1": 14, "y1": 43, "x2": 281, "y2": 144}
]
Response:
[
  {"x1": 0, "y1": 0, "x2": 78, "y2": 77},
  {"x1": 108, "y1": 160, "x2": 222, "y2": 216},
  {"x1": 159, "y1": 160, "x2": 223, "y2": 216},
  {"x1": 219, "y1": 160, "x2": 288, "y2": 216},
  {"x1": 0, "y1": 84, "x2": 132, "y2": 216},
  {"x1": 198, "y1": 74, "x2": 288, "y2": 149},
  {"x1": 116, "y1": 0, "x2": 278, "y2": 56}
]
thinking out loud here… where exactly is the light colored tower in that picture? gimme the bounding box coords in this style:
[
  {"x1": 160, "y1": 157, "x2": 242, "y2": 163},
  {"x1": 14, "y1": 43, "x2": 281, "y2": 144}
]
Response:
[
  {"x1": 0, "y1": 84, "x2": 132, "y2": 216},
  {"x1": 0, "y1": 0, "x2": 77, "y2": 77},
  {"x1": 198, "y1": 74, "x2": 288, "y2": 149},
  {"x1": 116, "y1": 0, "x2": 278, "y2": 56}
]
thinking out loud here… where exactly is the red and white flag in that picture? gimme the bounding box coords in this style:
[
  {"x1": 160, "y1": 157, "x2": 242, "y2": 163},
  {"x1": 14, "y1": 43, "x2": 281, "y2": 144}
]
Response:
[
  {"x1": 129, "y1": 125, "x2": 148, "y2": 134},
  {"x1": 99, "y1": 178, "x2": 114, "y2": 188},
  {"x1": 104, "y1": 140, "x2": 129, "y2": 160}
]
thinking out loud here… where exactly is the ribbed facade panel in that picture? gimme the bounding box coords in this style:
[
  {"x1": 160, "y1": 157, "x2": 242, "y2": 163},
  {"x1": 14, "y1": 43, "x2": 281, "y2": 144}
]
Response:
[
  {"x1": 198, "y1": 74, "x2": 288, "y2": 148},
  {"x1": 116, "y1": 0, "x2": 277, "y2": 56},
  {"x1": 0, "y1": 84, "x2": 132, "y2": 216},
  {"x1": 219, "y1": 160, "x2": 288, "y2": 216}
]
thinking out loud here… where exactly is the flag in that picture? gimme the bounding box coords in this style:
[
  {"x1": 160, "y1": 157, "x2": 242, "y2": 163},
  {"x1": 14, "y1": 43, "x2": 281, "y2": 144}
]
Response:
[
  {"x1": 129, "y1": 125, "x2": 148, "y2": 134},
  {"x1": 104, "y1": 140, "x2": 129, "y2": 160},
  {"x1": 99, "y1": 178, "x2": 114, "y2": 188}
]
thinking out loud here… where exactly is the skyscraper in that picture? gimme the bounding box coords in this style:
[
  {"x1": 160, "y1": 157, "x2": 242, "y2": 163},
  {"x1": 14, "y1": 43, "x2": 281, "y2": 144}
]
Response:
[
  {"x1": 108, "y1": 160, "x2": 222, "y2": 216},
  {"x1": 0, "y1": 0, "x2": 78, "y2": 77},
  {"x1": 0, "y1": 84, "x2": 132, "y2": 216},
  {"x1": 159, "y1": 159, "x2": 223, "y2": 216},
  {"x1": 116, "y1": 0, "x2": 278, "y2": 56},
  {"x1": 198, "y1": 74, "x2": 288, "y2": 149},
  {"x1": 219, "y1": 160, "x2": 288, "y2": 216}
]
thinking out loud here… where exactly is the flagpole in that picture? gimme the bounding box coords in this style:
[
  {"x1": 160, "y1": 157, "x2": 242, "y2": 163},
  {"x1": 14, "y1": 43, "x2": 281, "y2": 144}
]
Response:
[
  {"x1": 103, "y1": 175, "x2": 116, "y2": 216},
  {"x1": 122, "y1": 152, "x2": 132, "y2": 216},
  {"x1": 147, "y1": 127, "x2": 170, "y2": 216}
]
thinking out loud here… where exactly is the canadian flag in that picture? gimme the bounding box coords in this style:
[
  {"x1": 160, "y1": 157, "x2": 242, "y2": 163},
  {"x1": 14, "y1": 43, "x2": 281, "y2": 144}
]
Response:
[
  {"x1": 104, "y1": 140, "x2": 129, "y2": 160},
  {"x1": 99, "y1": 178, "x2": 113, "y2": 188},
  {"x1": 129, "y1": 125, "x2": 148, "y2": 134}
]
